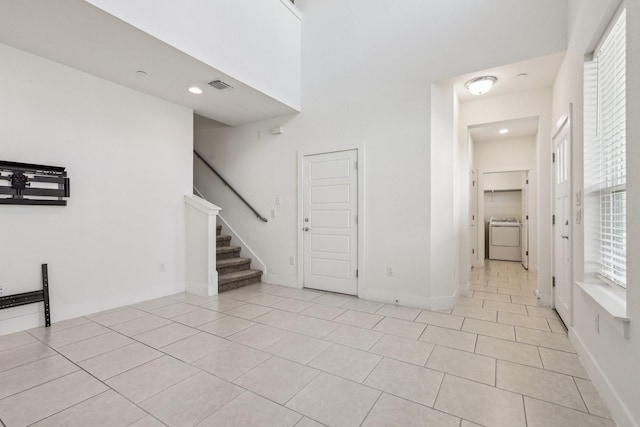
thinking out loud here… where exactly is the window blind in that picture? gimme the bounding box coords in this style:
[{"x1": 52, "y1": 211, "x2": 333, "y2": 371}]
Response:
[{"x1": 596, "y1": 9, "x2": 626, "y2": 287}]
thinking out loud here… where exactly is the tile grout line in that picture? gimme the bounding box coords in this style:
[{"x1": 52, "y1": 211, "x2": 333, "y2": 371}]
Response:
[
  {"x1": 4, "y1": 269, "x2": 607, "y2": 426},
  {"x1": 357, "y1": 389, "x2": 383, "y2": 427},
  {"x1": 5, "y1": 340, "x2": 159, "y2": 426},
  {"x1": 572, "y1": 375, "x2": 591, "y2": 414}
]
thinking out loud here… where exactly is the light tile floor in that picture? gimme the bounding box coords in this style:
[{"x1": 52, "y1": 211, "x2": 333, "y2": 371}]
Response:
[{"x1": 0, "y1": 260, "x2": 615, "y2": 427}]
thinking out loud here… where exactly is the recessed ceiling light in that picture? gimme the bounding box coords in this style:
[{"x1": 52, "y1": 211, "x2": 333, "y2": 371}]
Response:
[
  {"x1": 499, "y1": 128, "x2": 509, "y2": 134},
  {"x1": 136, "y1": 70, "x2": 147, "y2": 76},
  {"x1": 188, "y1": 86, "x2": 203, "y2": 94},
  {"x1": 464, "y1": 76, "x2": 497, "y2": 95}
]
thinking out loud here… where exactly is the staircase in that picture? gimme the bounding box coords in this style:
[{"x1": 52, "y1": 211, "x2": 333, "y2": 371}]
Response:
[{"x1": 216, "y1": 225, "x2": 263, "y2": 292}]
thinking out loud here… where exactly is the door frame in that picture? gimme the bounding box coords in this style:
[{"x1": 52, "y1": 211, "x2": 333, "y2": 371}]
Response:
[
  {"x1": 551, "y1": 106, "x2": 573, "y2": 326},
  {"x1": 296, "y1": 142, "x2": 366, "y2": 297},
  {"x1": 521, "y1": 171, "x2": 530, "y2": 270},
  {"x1": 473, "y1": 166, "x2": 533, "y2": 267}
]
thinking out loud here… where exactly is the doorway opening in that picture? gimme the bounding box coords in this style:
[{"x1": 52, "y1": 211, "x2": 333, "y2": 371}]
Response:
[
  {"x1": 468, "y1": 117, "x2": 538, "y2": 276},
  {"x1": 481, "y1": 170, "x2": 529, "y2": 269}
]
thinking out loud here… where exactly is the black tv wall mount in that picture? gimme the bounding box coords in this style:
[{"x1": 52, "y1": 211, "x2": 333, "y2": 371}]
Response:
[{"x1": 0, "y1": 160, "x2": 70, "y2": 205}]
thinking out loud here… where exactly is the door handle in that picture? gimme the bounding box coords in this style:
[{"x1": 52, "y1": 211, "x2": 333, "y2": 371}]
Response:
[
  {"x1": 561, "y1": 235, "x2": 569, "y2": 239},
  {"x1": 304, "y1": 227, "x2": 311, "y2": 232}
]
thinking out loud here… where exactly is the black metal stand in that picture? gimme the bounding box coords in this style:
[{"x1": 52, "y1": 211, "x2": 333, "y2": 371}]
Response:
[{"x1": 0, "y1": 264, "x2": 51, "y2": 327}]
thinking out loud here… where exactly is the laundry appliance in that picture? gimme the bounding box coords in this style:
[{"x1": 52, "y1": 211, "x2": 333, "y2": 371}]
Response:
[{"x1": 489, "y1": 216, "x2": 522, "y2": 262}]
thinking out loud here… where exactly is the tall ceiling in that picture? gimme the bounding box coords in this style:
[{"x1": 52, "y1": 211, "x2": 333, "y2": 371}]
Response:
[
  {"x1": 447, "y1": 52, "x2": 565, "y2": 103},
  {"x1": 0, "y1": 1, "x2": 565, "y2": 128},
  {"x1": 0, "y1": 0, "x2": 297, "y2": 126}
]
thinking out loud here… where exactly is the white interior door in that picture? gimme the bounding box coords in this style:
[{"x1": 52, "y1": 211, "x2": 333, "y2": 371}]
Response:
[
  {"x1": 303, "y1": 150, "x2": 358, "y2": 295},
  {"x1": 521, "y1": 172, "x2": 529, "y2": 269},
  {"x1": 553, "y1": 119, "x2": 572, "y2": 325}
]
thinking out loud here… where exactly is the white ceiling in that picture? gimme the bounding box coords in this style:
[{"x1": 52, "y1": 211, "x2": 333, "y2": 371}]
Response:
[
  {"x1": 469, "y1": 117, "x2": 540, "y2": 142},
  {"x1": 0, "y1": 1, "x2": 564, "y2": 128},
  {"x1": 0, "y1": 0, "x2": 297, "y2": 126},
  {"x1": 448, "y1": 52, "x2": 565, "y2": 103}
]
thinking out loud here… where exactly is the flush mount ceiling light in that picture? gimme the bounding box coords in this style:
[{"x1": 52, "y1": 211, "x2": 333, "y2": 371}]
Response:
[
  {"x1": 188, "y1": 86, "x2": 203, "y2": 94},
  {"x1": 499, "y1": 128, "x2": 509, "y2": 134},
  {"x1": 464, "y1": 76, "x2": 497, "y2": 95}
]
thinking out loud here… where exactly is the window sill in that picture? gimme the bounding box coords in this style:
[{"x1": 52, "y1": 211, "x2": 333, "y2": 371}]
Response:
[{"x1": 575, "y1": 281, "x2": 629, "y2": 338}]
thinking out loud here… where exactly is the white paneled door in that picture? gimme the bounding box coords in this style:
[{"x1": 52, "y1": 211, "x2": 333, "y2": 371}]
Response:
[
  {"x1": 303, "y1": 150, "x2": 358, "y2": 295},
  {"x1": 553, "y1": 117, "x2": 572, "y2": 326}
]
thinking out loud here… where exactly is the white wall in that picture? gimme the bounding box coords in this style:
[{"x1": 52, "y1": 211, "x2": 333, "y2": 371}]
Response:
[
  {"x1": 483, "y1": 171, "x2": 524, "y2": 191},
  {"x1": 459, "y1": 91, "x2": 549, "y2": 298},
  {"x1": 552, "y1": 1, "x2": 640, "y2": 425},
  {"x1": 85, "y1": 0, "x2": 301, "y2": 110},
  {"x1": 484, "y1": 191, "x2": 522, "y2": 221},
  {"x1": 474, "y1": 137, "x2": 536, "y2": 171},
  {"x1": 0, "y1": 44, "x2": 193, "y2": 335},
  {"x1": 195, "y1": 1, "x2": 566, "y2": 309}
]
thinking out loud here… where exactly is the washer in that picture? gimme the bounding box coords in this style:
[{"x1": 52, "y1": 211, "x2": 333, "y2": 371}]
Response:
[{"x1": 489, "y1": 216, "x2": 522, "y2": 261}]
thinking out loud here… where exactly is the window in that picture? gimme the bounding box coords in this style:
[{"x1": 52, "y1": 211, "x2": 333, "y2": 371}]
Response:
[{"x1": 584, "y1": 9, "x2": 626, "y2": 288}]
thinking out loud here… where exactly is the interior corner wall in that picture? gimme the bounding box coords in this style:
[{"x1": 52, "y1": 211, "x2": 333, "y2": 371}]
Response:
[
  {"x1": 552, "y1": 1, "x2": 640, "y2": 425},
  {"x1": 0, "y1": 44, "x2": 193, "y2": 335},
  {"x1": 431, "y1": 82, "x2": 457, "y2": 305}
]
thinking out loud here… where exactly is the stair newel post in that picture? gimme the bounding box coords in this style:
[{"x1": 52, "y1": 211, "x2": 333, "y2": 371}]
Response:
[{"x1": 185, "y1": 194, "x2": 222, "y2": 296}]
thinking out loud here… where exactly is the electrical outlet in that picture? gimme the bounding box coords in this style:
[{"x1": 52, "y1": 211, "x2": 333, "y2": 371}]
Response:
[
  {"x1": 387, "y1": 267, "x2": 394, "y2": 277},
  {"x1": 271, "y1": 209, "x2": 277, "y2": 218},
  {"x1": 289, "y1": 256, "x2": 295, "y2": 266},
  {"x1": 275, "y1": 196, "x2": 281, "y2": 205},
  {"x1": 159, "y1": 263, "x2": 166, "y2": 272},
  {"x1": 0, "y1": 286, "x2": 3, "y2": 296}
]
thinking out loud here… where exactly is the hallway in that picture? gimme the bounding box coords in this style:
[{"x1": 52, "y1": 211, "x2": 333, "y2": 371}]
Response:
[{"x1": 0, "y1": 263, "x2": 614, "y2": 426}]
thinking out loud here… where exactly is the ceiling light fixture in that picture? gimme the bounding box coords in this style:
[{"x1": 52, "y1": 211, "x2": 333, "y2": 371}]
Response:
[
  {"x1": 464, "y1": 76, "x2": 497, "y2": 95},
  {"x1": 499, "y1": 128, "x2": 509, "y2": 134},
  {"x1": 188, "y1": 86, "x2": 203, "y2": 94}
]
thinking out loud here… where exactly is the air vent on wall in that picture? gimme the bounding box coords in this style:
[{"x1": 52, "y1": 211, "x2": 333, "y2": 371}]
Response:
[{"x1": 208, "y1": 79, "x2": 233, "y2": 91}]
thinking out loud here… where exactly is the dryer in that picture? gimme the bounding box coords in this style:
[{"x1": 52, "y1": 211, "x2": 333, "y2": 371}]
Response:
[{"x1": 489, "y1": 216, "x2": 522, "y2": 261}]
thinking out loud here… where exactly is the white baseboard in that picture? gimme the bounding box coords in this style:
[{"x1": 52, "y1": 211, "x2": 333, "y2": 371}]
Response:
[
  {"x1": 261, "y1": 273, "x2": 300, "y2": 289},
  {"x1": 459, "y1": 282, "x2": 472, "y2": 297},
  {"x1": 186, "y1": 281, "x2": 217, "y2": 297},
  {"x1": 536, "y1": 290, "x2": 551, "y2": 307},
  {"x1": 0, "y1": 311, "x2": 42, "y2": 336},
  {"x1": 360, "y1": 287, "x2": 458, "y2": 311},
  {"x1": 0, "y1": 280, "x2": 185, "y2": 336},
  {"x1": 569, "y1": 328, "x2": 638, "y2": 427}
]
